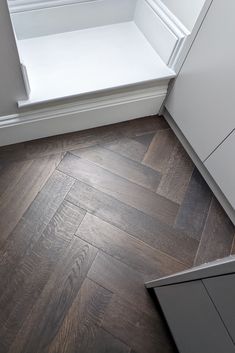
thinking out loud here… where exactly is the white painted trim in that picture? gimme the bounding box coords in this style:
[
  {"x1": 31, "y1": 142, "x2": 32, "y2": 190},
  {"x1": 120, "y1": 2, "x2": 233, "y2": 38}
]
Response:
[
  {"x1": 0, "y1": 85, "x2": 167, "y2": 146},
  {"x1": 8, "y1": 0, "x2": 97, "y2": 13},
  {"x1": 135, "y1": 0, "x2": 188, "y2": 69},
  {"x1": 11, "y1": 0, "x2": 137, "y2": 39},
  {"x1": 20, "y1": 62, "x2": 30, "y2": 98},
  {"x1": 163, "y1": 108, "x2": 235, "y2": 226}
]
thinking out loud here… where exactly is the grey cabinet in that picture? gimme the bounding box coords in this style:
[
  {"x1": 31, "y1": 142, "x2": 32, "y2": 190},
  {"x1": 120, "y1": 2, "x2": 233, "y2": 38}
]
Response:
[{"x1": 146, "y1": 257, "x2": 235, "y2": 353}]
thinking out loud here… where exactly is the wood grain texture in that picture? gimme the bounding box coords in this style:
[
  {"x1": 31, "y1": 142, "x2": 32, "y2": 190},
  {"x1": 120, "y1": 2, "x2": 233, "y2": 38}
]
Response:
[
  {"x1": 67, "y1": 181, "x2": 198, "y2": 265},
  {"x1": 47, "y1": 279, "x2": 112, "y2": 353},
  {"x1": 0, "y1": 153, "x2": 63, "y2": 243},
  {"x1": 83, "y1": 328, "x2": 131, "y2": 353},
  {"x1": 0, "y1": 171, "x2": 74, "y2": 290},
  {"x1": 194, "y1": 197, "x2": 235, "y2": 265},
  {"x1": 58, "y1": 153, "x2": 178, "y2": 225},
  {"x1": 0, "y1": 201, "x2": 85, "y2": 353},
  {"x1": 134, "y1": 132, "x2": 155, "y2": 148},
  {"x1": 143, "y1": 129, "x2": 178, "y2": 173},
  {"x1": 88, "y1": 252, "x2": 159, "y2": 315},
  {"x1": 157, "y1": 142, "x2": 194, "y2": 204},
  {"x1": 71, "y1": 145, "x2": 161, "y2": 191},
  {"x1": 102, "y1": 295, "x2": 176, "y2": 353},
  {"x1": 76, "y1": 213, "x2": 187, "y2": 276},
  {"x1": 103, "y1": 137, "x2": 148, "y2": 162},
  {"x1": 0, "y1": 115, "x2": 233, "y2": 353},
  {"x1": 175, "y1": 168, "x2": 213, "y2": 240},
  {"x1": 8, "y1": 239, "x2": 98, "y2": 353}
]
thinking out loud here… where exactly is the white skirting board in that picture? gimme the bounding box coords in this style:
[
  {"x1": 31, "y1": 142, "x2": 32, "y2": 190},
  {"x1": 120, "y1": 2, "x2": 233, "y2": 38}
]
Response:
[
  {"x1": 0, "y1": 86, "x2": 167, "y2": 146},
  {"x1": 164, "y1": 108, "x2": 235, "y2": 226}
]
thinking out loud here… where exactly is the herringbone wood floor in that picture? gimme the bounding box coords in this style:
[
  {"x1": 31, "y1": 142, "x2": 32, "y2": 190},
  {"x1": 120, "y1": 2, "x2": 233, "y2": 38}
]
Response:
[{"x1": 0, "y1": 115, "x2": 234, "y2": 353}]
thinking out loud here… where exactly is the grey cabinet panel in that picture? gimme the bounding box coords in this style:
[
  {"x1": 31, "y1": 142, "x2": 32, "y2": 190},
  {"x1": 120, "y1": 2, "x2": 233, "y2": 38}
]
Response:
[
  {"x1": 205, "y1": 130, "x2": 235, "y2": 210},
  {"x1": 204, "y1": 274, "x2": 235, "y2": 344},
  {"x1": 155, "y1": 281, "x2": 235, "y2": 353}
]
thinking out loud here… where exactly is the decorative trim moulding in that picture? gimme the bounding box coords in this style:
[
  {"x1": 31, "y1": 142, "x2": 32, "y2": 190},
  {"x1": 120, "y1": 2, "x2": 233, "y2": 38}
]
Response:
[
  {"x1": 8, "y1": 0, "x2": 98, "y2": 13},
  {"x1": 0, "y1": 84, "x2": 168, "y2": 147},
  {"x1": 135, "y1": 0, "x2": 189, "y2": 71}
]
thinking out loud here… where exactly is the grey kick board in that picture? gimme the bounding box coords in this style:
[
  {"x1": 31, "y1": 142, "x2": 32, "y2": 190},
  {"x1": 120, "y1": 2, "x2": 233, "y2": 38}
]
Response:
[
  {"x1": 204, "y1": 274, "x2": 235, "y2": 345},
  {"x1": 154, "y1": 280, "x2": 235, "y2": 353}
]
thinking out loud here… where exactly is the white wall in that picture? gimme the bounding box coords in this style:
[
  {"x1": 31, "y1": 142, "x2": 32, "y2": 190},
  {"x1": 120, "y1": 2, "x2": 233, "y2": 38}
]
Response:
[
  {"x1": 0, "y1": 0, "x2": 27, "y2": 116},
  {"x1": 160, "y1": 0, "x2": 206, "y2": 31}
]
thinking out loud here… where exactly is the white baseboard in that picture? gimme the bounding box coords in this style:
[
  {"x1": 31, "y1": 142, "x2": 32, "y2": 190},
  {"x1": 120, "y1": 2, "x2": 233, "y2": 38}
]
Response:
[
  {"x1": 164, "y1": 108, "x2": 235, "y2": 226},
  {"x1": 0, "y1": 85, "x2": 167, "y2": 147}
]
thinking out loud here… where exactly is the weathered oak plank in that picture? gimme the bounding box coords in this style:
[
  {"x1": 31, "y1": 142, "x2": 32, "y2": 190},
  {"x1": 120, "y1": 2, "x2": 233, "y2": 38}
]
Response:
[
  {"x1": 102, "y1": 295, "x2": 176, "y2": 353},
  {"x1": 0, "y1": 201, "x2": 85, "y2": 353},
  {"x1": 175, "y1": 168, "x2": 212, "y2": 240},
  {"x1": 71, "y1": 145, "x2": 161, "y2": 191},
  {"x1": 47, "y1": 279, "x2": 112, "y2": 353},
  {"x1": 58, "y1": 153, "x2": 178, "y2": 225},
  {"x1": 0, "y1": 171, "x2": 74, "y2": 290},
  {"x1": 0, "y1": 153, "x2": 64, "y2": 243},
  {"x1": 77, "y1": 213, "x2": 187, "y2": 276},
  {"x1": 143, "y1": 129, "x2": 178, "y2": 173},
  {"x1": 194, "y1": 197, "x2": 235, "y2": 265},
  {"x1": 8, "y1": 239, "x2": 98, "y2": 353},
  {"x1": 67, "y1": 181, "x2": 198, "y2": 265},
  {"x1": 157, "y1": 142, "x2": 194, "y2": 204}
]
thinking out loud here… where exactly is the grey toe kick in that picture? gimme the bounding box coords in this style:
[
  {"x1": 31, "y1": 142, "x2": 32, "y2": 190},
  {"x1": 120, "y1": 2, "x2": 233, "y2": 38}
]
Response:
[{"x1": 147, "y1": 256, "x2": 235, "y2": 353}]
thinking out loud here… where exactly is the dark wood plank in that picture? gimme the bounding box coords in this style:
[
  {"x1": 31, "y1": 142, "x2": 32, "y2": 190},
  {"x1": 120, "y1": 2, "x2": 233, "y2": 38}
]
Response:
[
  {"x1": 0, "y1": 201, "x2": 85, "y2": 353},
  {"x1": 8, "y1": 240, "x2": 98, "y2": 353},
  {"x1": 157, "y1": 142, "x2": 194, "y2": 204},
  {"x1": 0, "y1": 116, "x2": 167, "y2": 161},
  {"x1": 133, "y1": 132, "x2": 155, "y2": 148},
  {"x1": 0, "y1": 159, "x2": 32, "y2": 196},
  {"x1": 83, "y1": 328, "x2": 130, "y2": 353},
  {"x1": 231, "y1": 238, "x2": 235, "y2": 255},
  {"x1": 102, "y1": 295, "x2": 176, "y2": 353},
  {"x1": 175, "y1": 168, "x2": 213, "y2": 240},
  {"x1": 71, "y1": 145, "x2": 161, "y2": 191},
  {"x1": 88, "y1": 251, "x2": 161, "y2": 315},
  {"x1": 0, "y1": 171, "x2": 74, "y2": 291},
  {"x1": 76, "y1": 213, "x2": 187, "y2": 276},
  {"x1": 103, "y1": 136, "x2": 148, "y2": 162},
  {"x1": 143, "y1": 129, "x2": 178, "y2": 173},
  {"x1": 0, "y1": 153, "x2": 63, "y2": 243},
  {"x1": 45, "y1": 279, "x2": 112, "y2": 353},
  {"x1": 194, "y1": 197, "x2": 235, "y2": 265},
  {"x1": 58, "y1": 153, "x2": 178, "y2": 225},
  {"x1": 66, "y1": 180, "x2": 198, "y2": 265}
]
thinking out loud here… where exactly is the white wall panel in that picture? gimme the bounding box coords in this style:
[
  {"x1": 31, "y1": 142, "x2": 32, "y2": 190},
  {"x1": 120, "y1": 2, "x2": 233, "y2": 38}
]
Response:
[{"x1": 166, "y1": 0, "x2": 235, "y2": 161}]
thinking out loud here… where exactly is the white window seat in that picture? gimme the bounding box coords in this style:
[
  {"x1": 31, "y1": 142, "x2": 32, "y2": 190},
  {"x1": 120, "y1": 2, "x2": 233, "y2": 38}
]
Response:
[{"x1": 17, "y1": 21, "x2": 174, "y2": 108}]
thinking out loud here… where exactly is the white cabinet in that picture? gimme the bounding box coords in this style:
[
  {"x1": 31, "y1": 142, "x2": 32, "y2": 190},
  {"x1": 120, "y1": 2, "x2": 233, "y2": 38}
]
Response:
[
  {"x1": 205, "y1": 131, "x2": 235, "y2": 210},
  {"x1": 166, "y1": 0, "x2": 235, "y2": 161}
]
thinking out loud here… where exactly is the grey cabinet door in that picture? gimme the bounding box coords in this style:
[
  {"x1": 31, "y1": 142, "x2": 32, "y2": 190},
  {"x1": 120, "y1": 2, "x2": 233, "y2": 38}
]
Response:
[
  {"x1": 155, "y1": 280, "x2": 235, "y2": 353},
  {"x1": 204, "y1": 274, "x2": 235, "y2": 344}
]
